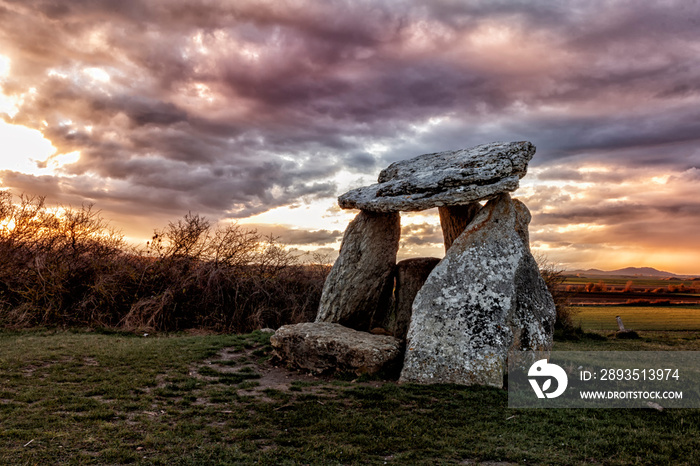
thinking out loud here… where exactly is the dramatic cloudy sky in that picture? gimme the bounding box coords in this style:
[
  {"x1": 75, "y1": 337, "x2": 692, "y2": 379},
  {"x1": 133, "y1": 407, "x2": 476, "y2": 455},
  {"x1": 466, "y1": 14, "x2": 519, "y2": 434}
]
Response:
[{"x1": 1, "y1": 0, "x2": 699, "y2": 274}]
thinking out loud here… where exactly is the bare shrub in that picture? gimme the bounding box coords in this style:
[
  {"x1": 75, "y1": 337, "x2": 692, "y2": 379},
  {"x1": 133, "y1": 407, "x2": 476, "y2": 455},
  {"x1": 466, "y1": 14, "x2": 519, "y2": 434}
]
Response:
[
  {"x1": 623, "y1": 281, "x2": 634, "y2": 293},
  {"x1": 120, "y1": 213, "x2": 330, "y2": 332},
  {"x1": 535, "y1": 253, "x2": 576, "y2": 331},
  {"x1": 583, "y1": 281, "x2": 606, "y2": 293},
  {"x1": 668, "y1": 284, "x2": 686, "y2": 293},
  {"x1": 0, "y1": 193, "x2": 125, "y2": 327},
  {"x1": 0, "y1": 192, "x2": 330, "y2": 332}
]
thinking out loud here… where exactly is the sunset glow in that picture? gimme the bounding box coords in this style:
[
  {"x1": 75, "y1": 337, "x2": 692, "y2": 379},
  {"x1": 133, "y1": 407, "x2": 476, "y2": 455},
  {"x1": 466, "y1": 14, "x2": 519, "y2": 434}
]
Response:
[{"x1": 1, "y1": 0, "x2": 699, "y2": 274}]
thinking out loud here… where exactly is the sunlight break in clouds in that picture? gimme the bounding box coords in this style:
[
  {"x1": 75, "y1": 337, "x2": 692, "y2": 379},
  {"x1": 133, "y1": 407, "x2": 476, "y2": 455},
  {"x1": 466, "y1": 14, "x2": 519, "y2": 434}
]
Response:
[{"x1": 0, "y1": 121, "x2": 57, "y2": 176}]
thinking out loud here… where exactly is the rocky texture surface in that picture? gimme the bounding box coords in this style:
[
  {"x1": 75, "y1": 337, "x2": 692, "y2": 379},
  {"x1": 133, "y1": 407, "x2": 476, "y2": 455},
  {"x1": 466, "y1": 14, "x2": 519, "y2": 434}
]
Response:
[
  {"x1": 513, "y1": 198, "x2": 531, "y2": 245},
  {"x1": 399, "y1": 193, "x2": 555, "y2": 387},
  {"x1": 270, "y1": 322, "x2": 403, "y2": 375},
  {"x1": 438, "y1": 204, "x2": 481, "y2": 251},
  {"x1": 391, "y1": 258, "x2": 441, "y2": 341},
  {"x1": 315, "y1": 210, "x2": 400, "y2": 331},
  {"x1": 338, "y1": 141, "x2": 534, "y2": 212}
]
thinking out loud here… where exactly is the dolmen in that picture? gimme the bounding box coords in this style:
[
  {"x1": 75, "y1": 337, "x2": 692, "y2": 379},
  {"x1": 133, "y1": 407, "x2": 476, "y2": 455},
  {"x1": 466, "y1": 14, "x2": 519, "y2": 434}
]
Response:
[{"x1": 271, "y1": 141, "x2": 555, "y2": 387}]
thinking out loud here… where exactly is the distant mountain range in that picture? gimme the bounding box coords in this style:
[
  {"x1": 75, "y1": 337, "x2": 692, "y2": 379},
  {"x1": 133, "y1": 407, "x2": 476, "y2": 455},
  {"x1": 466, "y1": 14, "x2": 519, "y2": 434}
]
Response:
[{"x1": 566, "y1": 267, "x2": 697, "y2": 278}]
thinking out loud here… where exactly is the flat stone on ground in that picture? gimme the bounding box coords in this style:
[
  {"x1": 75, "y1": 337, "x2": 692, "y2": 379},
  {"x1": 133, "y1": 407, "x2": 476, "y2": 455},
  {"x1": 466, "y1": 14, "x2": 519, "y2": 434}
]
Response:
[{"x1": 271, "y1": 322, "x2": 403, "y2": 376}]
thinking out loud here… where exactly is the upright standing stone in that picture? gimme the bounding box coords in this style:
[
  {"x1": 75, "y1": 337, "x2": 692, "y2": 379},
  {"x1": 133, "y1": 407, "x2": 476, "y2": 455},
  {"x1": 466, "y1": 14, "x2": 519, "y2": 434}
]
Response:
[
  {"x1": 438, "y1": 203, "x2": 481, "y2": 251},
  {"x1": 391, "y1": 257, "x2": 441, "y2": 341},
  {"x1": 316, "y1": 210, "x2": 400, "y2": 331},
  {"x1": 512, "y1": 198, "x2": 531, "y2": 245},
  {"x1": 400, "y1": 194, "x2": 555, "y2": 387}
]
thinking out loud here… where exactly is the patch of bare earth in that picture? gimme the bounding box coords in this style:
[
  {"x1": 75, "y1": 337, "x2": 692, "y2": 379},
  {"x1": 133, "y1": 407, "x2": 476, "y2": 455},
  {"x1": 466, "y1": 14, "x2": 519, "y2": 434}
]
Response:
[{"x1": 191, "y1": 343, "x2": 387, "y2": 402}]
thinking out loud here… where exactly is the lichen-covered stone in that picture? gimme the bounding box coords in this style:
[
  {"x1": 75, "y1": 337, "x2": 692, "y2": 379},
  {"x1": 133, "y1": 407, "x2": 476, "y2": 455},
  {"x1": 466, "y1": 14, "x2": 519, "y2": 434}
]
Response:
[
  {"x1": 367, "y1": 258, "x2": 441, "y2": 340},
  {"x1": 438, "y1": 204, "x2": 481, "y2": 251},
  {"x1": 270, "y1": 322, "x2": 403, "y2": 375},
  {"x1": 315, "y1": 210, "x2": 400, "y2": 331},
  {"x1": 391, "y1": 258, "x2": 441, "y2": 341},
  {"x1": 338, "y1": 141, "x2": 534, "y2": 212},
  {"x1": 512, "y1": 198, "x2": 531, "y2": 245},
  {"x1": 399, "y1": 193, "x2": 555, "y2": 387}
]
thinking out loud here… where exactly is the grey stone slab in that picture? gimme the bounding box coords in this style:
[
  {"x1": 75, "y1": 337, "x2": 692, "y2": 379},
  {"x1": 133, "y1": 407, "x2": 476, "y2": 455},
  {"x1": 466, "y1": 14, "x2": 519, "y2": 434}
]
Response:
[
  {"x1": 391, "y1": 257, "x2": 441, "y2": 341},
  {"x1": 338, "y1": 141, "x2": 534, "y2": 212},
  {"x1": 315, "y1": 210, "x2": 400, "y2": 331},
  {"x1": 271, "y1": 322, "x2": 403, "y2": 375}
]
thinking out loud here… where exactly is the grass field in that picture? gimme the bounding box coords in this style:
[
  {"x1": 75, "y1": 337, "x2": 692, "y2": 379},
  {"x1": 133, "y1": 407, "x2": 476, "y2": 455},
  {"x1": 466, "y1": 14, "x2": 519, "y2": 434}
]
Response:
[
  {"x1": 563, "y1": 277, "x2": 699, "y2": 288},
  {"x1": 3, "y1": 329, "x2": 700, "y2": 464},
  {"x1": 574, "y1": 305, "x2": 700, "y2": 331}
]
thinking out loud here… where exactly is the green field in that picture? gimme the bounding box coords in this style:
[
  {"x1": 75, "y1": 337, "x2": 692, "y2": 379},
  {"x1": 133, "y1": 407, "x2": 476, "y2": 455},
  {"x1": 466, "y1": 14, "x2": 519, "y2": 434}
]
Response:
[
  {"x1": 563, "y1": 276, "x2": 699, "y2": 288},
  {"x1": 575, "y1": 305, "x2": 700, "y2": 331},
  {"x1": 3, "y1": 329, "x2": 700, "y2": 464}
]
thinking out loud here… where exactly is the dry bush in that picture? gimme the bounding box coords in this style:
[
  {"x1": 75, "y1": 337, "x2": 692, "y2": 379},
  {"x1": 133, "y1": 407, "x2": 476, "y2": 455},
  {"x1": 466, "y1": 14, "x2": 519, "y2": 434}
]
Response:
[
  {"x1": 535, "y1": 253, "x2": 577, "y2": 331},
  {"x1": 584, "y1": 281, "x2": 606, "y2": 293},
  {"x1": 668, "y1": 284, "x2": 686, "y2": 293},
  {"x1": 0, "y1": 193, "x2": 125, "y2": 327},
  {"x1": 0, "y1": 192, "x2": 330, "y2": 332},
  {"x1": 120, "y1": 213, "x2": 328, "y2": 332},
  {"x1": 623, "y1": 280, "x2": 634, "y2": 293}
]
